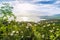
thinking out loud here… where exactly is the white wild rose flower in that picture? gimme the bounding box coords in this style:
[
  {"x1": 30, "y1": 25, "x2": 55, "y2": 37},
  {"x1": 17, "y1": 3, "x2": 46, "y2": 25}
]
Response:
[
  {"x1": 46, "y1": 22, "x2": 48, "y2": 23},
  {"x1": 10, "y1": 31, "x2": 15, "y2": 36},
  {"x1": 27, "y1": 23, "x2": 32, "y2": 26},
  {"x1": 49, "y1": 30, "x2": 54, "y2": 32},
  {"x1": 56, "y1": 28, "x2": 59, "y2": 30},
  {"x1": 26, "y1": 26, "x2": 29, "y2": 29},
  {"x1": 47, "y1": 24, "x2": 50, "y2": 26},
  {"x1": 53, "y1": 23, "x2": 55, "y2": 25},
  {"x1": 43, "y1": 25, "x2": 46, "y2": 27},
  {"x1": 53, "y1": 27, "x2": 55, "y2": 29},
  {"x1": 16, "y1": 31, "x2": 19, "y2": 33},
  {"x1": 21, "y1": 31, "x2": 23, "y2": 33},
  {"x1": 42, "y1": 34, "x2": 45, "y2": 38},
  {"x1": 12, "y1": 31, "x2": 15, "y2": 33},
  {"x1": 10, "y1": 33, "x2": 14, "y2": 36},
  {"x1": 21, "y1": 36, "x2": 24, "y2": 38}
]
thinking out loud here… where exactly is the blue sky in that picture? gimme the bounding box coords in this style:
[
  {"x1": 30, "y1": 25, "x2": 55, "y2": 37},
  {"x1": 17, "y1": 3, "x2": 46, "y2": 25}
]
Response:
[
  {"x1": 0, "y1": 0, "x2": 60, "y2": 16},
  {"x1": 35, "y1": 0, "x2": 56, "y2": 4},
  {"x1": 0, "y1": 0, "x2": 60, "y2": 21}
]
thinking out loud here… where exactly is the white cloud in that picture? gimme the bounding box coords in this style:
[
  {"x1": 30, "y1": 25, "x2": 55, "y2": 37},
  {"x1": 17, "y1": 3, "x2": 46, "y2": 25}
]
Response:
[
  {"x1": 36, "y1": 4, "x2": 60, "y2": 16},
  {"x1": 0, "y1": 0, "x2": 60, "y2": 16},
  {"x1": 33, "y1": 0, "x2": 52, "y2": 1},
  {"x1": 12, "y1": 2, "x2": 37, "y2": 16},
  {"x1": 5, "y1": 0, "x2": 60, "y2": 17}
]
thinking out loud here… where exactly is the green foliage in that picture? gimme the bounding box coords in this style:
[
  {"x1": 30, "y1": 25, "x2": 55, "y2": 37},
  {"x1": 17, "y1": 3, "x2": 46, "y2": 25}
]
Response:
[
  {"x1": 0, "y1": 3, "x2": 16, "y2": 21},
  {"x1": 0, "y1": 20, "x2": 60, "y2": 40}
]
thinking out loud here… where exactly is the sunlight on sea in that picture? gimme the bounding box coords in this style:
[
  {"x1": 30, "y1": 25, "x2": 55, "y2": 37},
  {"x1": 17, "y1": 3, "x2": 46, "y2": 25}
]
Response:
[{"x1": 16, "y1": 16, "x2": 46, "y2": 22}]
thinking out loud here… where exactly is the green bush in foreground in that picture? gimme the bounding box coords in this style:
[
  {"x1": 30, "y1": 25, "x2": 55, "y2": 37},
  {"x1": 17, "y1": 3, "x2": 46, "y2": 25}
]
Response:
[{"x1": 0, "y1": 19, "x2": 60, "y2": 40}]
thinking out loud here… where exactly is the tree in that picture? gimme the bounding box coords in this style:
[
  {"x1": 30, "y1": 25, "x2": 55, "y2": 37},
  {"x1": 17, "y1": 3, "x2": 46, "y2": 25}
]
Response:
[{"x1": 0, "y1": 3, "x2": 16, "y2": 21}]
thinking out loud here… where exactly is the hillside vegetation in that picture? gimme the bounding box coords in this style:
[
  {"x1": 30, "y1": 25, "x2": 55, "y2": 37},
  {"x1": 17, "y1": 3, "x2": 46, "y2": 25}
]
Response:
[{"x1": 0, "y1": 19, "x2": 60, "y2": 40}]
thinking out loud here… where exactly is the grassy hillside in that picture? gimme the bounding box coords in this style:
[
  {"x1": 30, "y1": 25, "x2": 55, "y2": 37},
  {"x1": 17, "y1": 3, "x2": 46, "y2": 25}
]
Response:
[{"x1": 0, "y1": 19, "x2": 60, "y2": 40}]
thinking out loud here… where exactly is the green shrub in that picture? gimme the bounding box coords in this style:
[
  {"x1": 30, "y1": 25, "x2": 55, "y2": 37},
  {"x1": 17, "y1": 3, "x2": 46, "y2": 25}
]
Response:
[{"x1": 0, "y1": 20, "x2": 60, "y2": 40}]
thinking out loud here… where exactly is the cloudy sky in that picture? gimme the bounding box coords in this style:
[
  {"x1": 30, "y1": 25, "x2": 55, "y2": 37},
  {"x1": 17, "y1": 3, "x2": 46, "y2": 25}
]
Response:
[
  {"x1": 0, "y1": 0, "x2": 60, "y2": 16},
  {"x1": 0, "y1": 0, "x2": 60, "y2": 21}
]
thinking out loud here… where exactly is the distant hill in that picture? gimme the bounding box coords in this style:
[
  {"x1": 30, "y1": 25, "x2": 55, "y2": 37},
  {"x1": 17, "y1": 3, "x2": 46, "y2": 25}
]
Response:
[
  {"x1": 53, "y1": 14, "x2": 60, "y2": 16},
  {"x1": 40, "y1": 14, "x2": 60, "y2": 19}
]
